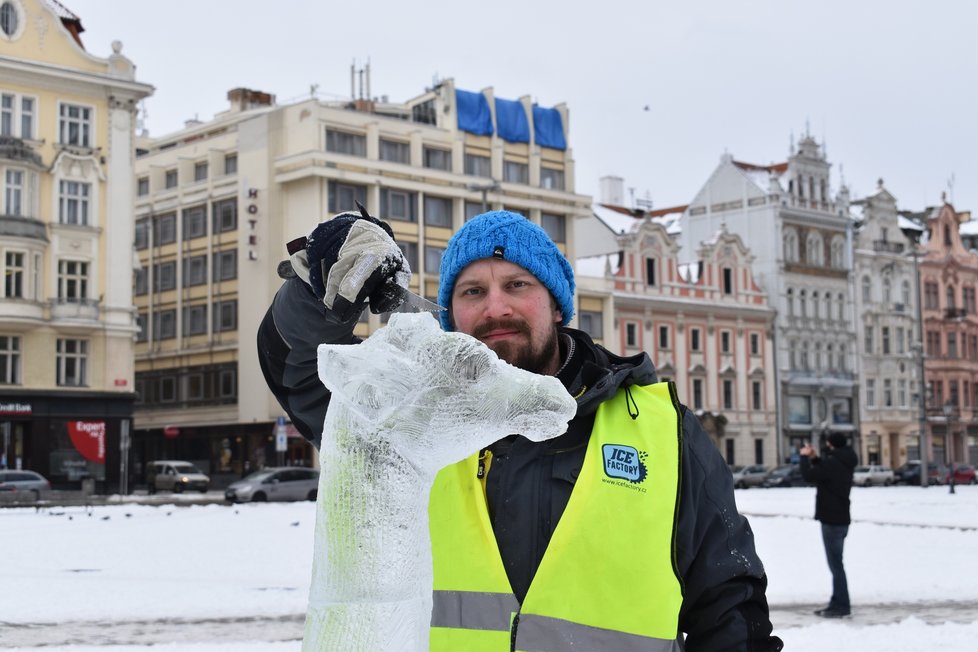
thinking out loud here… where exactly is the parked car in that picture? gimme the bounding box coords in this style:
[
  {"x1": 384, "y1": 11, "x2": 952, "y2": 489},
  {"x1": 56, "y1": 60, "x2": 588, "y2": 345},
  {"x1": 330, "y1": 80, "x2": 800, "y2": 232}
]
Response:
[
  {"x1": 948, "y1": 464, "x2": 977, "y2": 485},
  {"x1": 852, "y1": 465, "x2": 895, "y2": 487},
  {"x1": 224, "y1": 467, "x2": 319, "y2": 503},
  {"x1": 0, "y1": 469, "x2": 51, "y2": 500},
  {"x1": 147, "y1": 460, "x2": 210, "y2": 494},
  {"x1": 762, "y1": 465, "x2": 811, "y2": 488},
  {"x1": 894, "y1": 461, "x2": 948, "y2": 485},
  {"x1": 731, "y1": 464, "x2": 770, "y2": 489}
]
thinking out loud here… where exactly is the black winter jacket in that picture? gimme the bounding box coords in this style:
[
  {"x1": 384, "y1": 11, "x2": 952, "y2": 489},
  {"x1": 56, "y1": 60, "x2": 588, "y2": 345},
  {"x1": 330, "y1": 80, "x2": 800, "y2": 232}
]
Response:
[
  {"x1": 800, "y1": 446, "x2": 857, "y2": 525},
  {"x1": 258, "y1": 277, "x2": 783, "y2": 652}
]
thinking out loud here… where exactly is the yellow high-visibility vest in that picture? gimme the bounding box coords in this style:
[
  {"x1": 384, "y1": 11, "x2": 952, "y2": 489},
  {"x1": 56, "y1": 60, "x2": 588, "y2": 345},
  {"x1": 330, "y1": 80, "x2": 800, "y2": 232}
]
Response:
[{"x1": 429, "y1": 382, "x2": 684, "y2": 651}]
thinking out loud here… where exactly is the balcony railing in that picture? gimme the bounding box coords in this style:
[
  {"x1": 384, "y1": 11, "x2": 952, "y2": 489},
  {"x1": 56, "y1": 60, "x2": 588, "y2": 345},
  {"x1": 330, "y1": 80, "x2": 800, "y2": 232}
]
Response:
[
  {"x1": 49, "y1": 298, "x2": 100, "y2": 321},
  {"x1": 944, "y1": 307, "x2": 967, "y2": 320},
  {"x1": 873, "y1": 240, "x2": 905, "y2": 254}
]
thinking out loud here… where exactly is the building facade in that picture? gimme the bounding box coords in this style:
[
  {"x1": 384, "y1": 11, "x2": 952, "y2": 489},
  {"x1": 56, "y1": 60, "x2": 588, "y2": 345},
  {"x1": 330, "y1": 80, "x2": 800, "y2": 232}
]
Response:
[
  {"x1": 0, "y1": 0, "x2": 152, "y2": 489},
  {"x1": 915, "y1": 200, "x2": 978, "y2": 466},
  {"x1": 850, "y1": 182, "x2": 921, "y2": 467},
  {"x1": 131, "y1": 80, "x2": 589, "y2": 486},
  {"x1": 576, "y1": 183, "x2": 779, "y2": 466},
  {"x1": 678, "y1": 137, "x2": 859, "y2": 463}
]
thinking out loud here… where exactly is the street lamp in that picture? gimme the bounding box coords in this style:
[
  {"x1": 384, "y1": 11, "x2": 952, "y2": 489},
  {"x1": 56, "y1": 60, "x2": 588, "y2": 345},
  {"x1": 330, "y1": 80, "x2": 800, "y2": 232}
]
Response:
[
  {"x1": 466, "y1": 180, "x2": 500, "y2": 213},
  {"x1": 943, "y1": 401, "x2": 956, "y2": 494},
  {"x1": 901, "y1": 223, "x2": 929, "y2": 489}
]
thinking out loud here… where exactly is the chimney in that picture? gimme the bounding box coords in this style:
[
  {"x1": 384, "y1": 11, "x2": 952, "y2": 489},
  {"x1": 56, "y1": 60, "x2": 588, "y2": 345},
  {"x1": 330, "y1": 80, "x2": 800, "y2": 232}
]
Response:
[
  {"x1": 227, "y1": 88, "x2": 275, "y2": 113},
  {"x1": 599, "y1": 175, "x2": 625, "y2": 206}
]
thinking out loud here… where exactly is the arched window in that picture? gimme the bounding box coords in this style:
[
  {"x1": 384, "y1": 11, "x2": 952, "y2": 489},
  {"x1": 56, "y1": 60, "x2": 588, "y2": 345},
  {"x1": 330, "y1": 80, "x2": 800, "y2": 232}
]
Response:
[
  {"x1": 831, "y1": 238, "x2": 845, "y2": 268},
  {"x1": 837, "y1": 293, "x2": 845, "y2": 322},
  {"x1": 862, "y1": 276, "x2": 872, "y2": 303},
  {"x1": 883, "y1": 278, "x2": 892, "y2": 305},
  {"x1": 789, "y1": 340, "x2": 797, "y2": 369},
  {"x1": 902, "y1": 280, "x2": 911, "y2": 306},
  {"x1": 786, "y1": 288, "x2": 794, "y2": 317},
  {"x1": 838, "y1": 344, "x2": 846, "y2": 371},
  {"x1": 806, "y1": 232, "x2": 823, "y2": 266},
  {"x1": 947, "y1": 285, "x2": 956, "y2": 309},
  {"x1": 814, "y1": 342, "x2": 822, "y2": 370},
  {"x1": 783, "y1": 228, "x2": 798, "y2": 263},
  {"x1": 801, "y1": 341, "x2": 810, "y2": 370},
  {"x1": 800, "y1": 290, "x2": 807, "y2": 317},
  {"x1": 824, "y1": 293, "x2": 832, "y2": 321},
  {"x1": 812, "y1": 291, "x2": 820, "y2": 319},
  {"x1": 827, "y1": 343, "x2": 834, "y2": 369}
]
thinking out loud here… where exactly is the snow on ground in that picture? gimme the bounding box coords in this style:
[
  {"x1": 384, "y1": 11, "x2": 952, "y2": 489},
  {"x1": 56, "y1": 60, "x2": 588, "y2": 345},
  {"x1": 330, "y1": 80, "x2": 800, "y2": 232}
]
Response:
[{"x1": 2, "y1": 485, "x2": 977, "y2": 650}]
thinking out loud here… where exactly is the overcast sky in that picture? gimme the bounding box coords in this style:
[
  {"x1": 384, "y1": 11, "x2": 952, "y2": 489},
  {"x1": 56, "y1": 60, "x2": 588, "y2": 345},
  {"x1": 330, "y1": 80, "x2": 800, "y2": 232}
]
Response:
[{"x1": 67, "y1": 0, "x2": 978, "y2": 215}]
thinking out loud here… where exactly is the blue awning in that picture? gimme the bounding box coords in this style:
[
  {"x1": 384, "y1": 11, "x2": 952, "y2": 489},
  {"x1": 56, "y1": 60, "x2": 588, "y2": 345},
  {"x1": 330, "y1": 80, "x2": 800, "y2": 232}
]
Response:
[
  {"x1": 456, "y1": 89, "x2": 493, "y2": 136},
  {"x1": 532, "y1": 105, "x2": 566, "y2": 150},
  {"x1": 494, "y1": 98, "x2": 529, "y2": 143}
]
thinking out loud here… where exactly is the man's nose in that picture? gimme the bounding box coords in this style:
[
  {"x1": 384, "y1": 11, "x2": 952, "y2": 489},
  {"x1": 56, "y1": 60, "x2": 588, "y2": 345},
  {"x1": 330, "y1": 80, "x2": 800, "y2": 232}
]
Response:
[{"x1": 483, "y1": 287, "x2": 514, "y2": 319}]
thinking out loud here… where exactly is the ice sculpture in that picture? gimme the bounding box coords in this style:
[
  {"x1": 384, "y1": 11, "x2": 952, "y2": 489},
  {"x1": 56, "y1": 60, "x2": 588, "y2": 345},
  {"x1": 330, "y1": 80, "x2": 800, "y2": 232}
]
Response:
[{"x1": 303, "y1": 312, "x2": 577, "y2": 651}]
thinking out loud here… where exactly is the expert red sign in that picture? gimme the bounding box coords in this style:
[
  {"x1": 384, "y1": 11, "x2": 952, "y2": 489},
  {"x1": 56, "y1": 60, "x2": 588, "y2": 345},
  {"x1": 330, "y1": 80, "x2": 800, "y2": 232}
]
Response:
[{"x1": 67, "y1": 421, "x2": 106, "y2": 464}]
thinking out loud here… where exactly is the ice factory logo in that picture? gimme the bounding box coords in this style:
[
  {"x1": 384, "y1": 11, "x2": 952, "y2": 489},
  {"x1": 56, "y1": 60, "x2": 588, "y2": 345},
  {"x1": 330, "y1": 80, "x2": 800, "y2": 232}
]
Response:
[{"x1": 602, "y1": 444, "x2": 648, "y2": 484}]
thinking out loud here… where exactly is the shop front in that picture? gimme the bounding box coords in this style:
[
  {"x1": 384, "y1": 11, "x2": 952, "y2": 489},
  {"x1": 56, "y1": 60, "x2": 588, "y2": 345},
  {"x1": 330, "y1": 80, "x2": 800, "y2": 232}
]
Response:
[{"x1": 0, "y1": 391, "x2": 134, "y2": 492}]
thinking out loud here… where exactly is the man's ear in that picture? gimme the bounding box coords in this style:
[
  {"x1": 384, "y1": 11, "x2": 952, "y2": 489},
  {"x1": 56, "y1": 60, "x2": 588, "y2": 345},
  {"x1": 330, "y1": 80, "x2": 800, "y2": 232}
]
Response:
[{"x1": 553, "y1": 309, "x2": 563, "y2": 324}]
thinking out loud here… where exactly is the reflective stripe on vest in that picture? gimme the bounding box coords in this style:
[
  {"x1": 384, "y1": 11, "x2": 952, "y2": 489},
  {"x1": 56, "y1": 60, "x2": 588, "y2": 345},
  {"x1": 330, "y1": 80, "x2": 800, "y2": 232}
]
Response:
[{"x1": 429, "y1": 382, "x2": 683, "y2": 651}]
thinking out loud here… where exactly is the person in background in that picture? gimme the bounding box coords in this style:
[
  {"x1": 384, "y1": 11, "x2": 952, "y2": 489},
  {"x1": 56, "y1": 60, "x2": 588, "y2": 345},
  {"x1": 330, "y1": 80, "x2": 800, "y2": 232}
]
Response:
[
  {"x1": 800, "y1": 433, "x2": 857, "y2": 618},
  {"x1": 258, "y1": 206, "x2": 783, "y2": 650}
]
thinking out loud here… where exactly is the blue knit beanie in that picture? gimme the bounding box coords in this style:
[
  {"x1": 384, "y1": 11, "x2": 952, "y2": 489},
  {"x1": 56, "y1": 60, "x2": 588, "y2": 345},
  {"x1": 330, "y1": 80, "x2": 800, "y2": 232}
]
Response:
[{"x1": 438, "y1": 210, "x2": 575, "y2": 331}]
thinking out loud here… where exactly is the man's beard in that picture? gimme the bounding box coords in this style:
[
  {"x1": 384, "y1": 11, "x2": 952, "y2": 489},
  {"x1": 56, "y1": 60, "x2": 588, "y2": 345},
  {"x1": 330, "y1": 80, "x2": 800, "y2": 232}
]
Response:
[{"x1": 472, "y1": 319, "x2": 559, "y2": 375}]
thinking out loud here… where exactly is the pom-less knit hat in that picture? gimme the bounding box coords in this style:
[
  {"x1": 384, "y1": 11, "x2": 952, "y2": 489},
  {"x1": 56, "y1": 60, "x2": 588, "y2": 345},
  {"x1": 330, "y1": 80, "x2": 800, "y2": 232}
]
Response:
[
  {"x1": 438, "y1": 210, "x2": 575, "y2": 331},
  {"x1": 827, "y1": 433, "x2": 848, "y2": 448}
]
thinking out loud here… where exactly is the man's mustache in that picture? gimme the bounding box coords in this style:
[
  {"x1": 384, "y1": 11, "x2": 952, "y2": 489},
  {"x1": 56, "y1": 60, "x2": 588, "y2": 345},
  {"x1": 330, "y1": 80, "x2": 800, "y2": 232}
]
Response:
[{"x1": 472, "y1": 319, "x2": 530, "y2": 340}]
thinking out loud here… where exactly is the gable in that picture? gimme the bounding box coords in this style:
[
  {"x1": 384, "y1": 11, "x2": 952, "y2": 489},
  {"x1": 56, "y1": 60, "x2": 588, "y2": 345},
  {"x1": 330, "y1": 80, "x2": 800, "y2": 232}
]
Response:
[
  {"x1": 1, "y1": 0, "x2": 108, "y2": 75},
  {"x1": 688, "y1": 158, "x2": 768, "y2": 210}
]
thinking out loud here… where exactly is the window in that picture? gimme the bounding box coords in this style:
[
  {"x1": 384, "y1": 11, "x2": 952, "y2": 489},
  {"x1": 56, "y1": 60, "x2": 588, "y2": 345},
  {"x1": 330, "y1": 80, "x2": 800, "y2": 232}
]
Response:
[
  {"x1": 328, "y1": 181, "x2": 366, "y2": 214},
  {"x1": 424, "y1": 245, "x2": 444, "y2": 273},
  {"x1": 0, "y1": 335, "x2": 20, "y2": 384},
  {"x1": 325, "y1": 128, "x2": 366, "y2": 156},
  {"x1": 137, "y1": 177, "x2": 149, "y2": 196},
  {"x1": 882, "y1": 327, "x2": 890, "y2": 355},
  {"x1": 947, "y1": 333, "x2": 958, "y2": 359},
  {"x1": 864, "y1": 326, "x2": 873, "y2": 355},
  {"x1": 423, "y1": 195, "x2": 452, "y2": 227},
  {"x1": 465, "y1": 201, "x2": 483, "y2": 221},
  {"x1": 224, "y1": 154, "x2": 237, "y2": 175},
  {"x1": 423, "y1": 146, "x2": 451, "y2": 171},
  {"x1": 134, "y1": 218, "x2": 149, "y2": 249},
  {"x1": 883, "y1": 278, "x2": 892, "y2": 304},
  {"x1": 788, "y1": 395, "x2": 811, "y2": 423},
  {"x1": 645, "y1": 258, "x2": 657, "y2": 287},
  {"x1": 164, "y1": 169, "x2": 178, "y2": 189},
  {"x1": 464, "y1": 153, "x2": 490, "y2": 177},
  {"x1": 722, "y1": 379, "x2": 734, "y2": 410},
  {"x1": 207, "y1": 198, "x2": 235, "y2": 233},
  {"x1": 0, "y1": 1, "x2": 19, "y2": 37},
  {"x1": 4, "y1": 251, "x2": 23, "y2": 298},
  {"x1": 395, "y1": 240, "x2": 419, "y2": 271},
  {"x1": 837, "y1": 293, "x2": 845, "y2": 322},
  {"x1": 57, "y1": 260, "x2": 88, "y2": 301},
  {"x1": 783, "y1": 229, "x2": 798, "y2": 263},
  {"x1": 183, "y1": 304, "x2": 207, "y2": 336},
  {"x1": 806, "y1": 233, "x2": 823, "y2": 266},
  {"x1": 786, "y1": 288, "x2": 794, "y2": 317},
  {"x1": 152, "y1": 309, "x2": 176, "y2": 340},
  {"x1": 503, "y1": 160, "x2": 528, "y2": 184},
  {"x1": 800, "y1": 341, "x2": 809, "y2": 369},
  {"x1": 541, "y1": 213, "x2": 565, "y2": 244},
  {"x1": 750, "y1": 333, "x2": 760, "y2": 356},
  {"x1": 752, "y1": 381, "x2": 762, "y2": 411},
  {"x1": 883, "y1": 379, "x2": 893, "y2": 407},
  {"x1": 579, "y1": 311, "x2": 603, "y2": 339},
  {"x1": 182, "y1": 255, "x2": 207, "y2": 287},
  {"x1": 721, "y1": 330, "x2": 732, "y2": 353},
  {"x1": 659, "y1": 325, "x2": 669, "y2": 349},
  {"x1": 214, "y1": 300, "x2": 237, "y2": 332},
  {"x1": 154, "y1": 212, "x2": 176, "y2": 245},
  {"x1": 540, "y1": 167, "x2": 565, "y2": 190},
  {"x1": 153, "y1": 261, "x2": 176, "y2": 292},
  {"x1": 181, "y1": 205, "x2": 206, "y2": 240},
  {"x1": 899, "y1": 379, "x2": 907, "y2": 407},
  {"x1": 690, "y1": 328, "x2": 701, "y2": 352},
  {"x1": 133, "y1": 267, "x2": 147, "y2": 296},
  {"x1": 692, "y1": 378, "x2": 704, "y2": 410},
  {"x1": 380, "y1": 188, "x2": 416, "y2": 222},
  {"x1": 59, "y1": 104, "x2": 92, "y2": 147},
  {"x1": 193, "y1": 161, "x2": 208, "y2": 182},
  {"x1": 965, "y1": 287, "x2": 977, "y2": 314},
  {"x1": 812, "y1": 291, "x2": 820, "y2": 319},
  {"x1": 58, "y1": 181, "x2": 90, "y2": 225},
  {"x1": 5, "y1": 169, "x2": 23, "y2": 215},
  {"x1": 722, "y1": 267, "x2": 733, "y2": 294},
  {"x1": 56, "y1": 338, "x2": 88, "y2": 386},
  {"x1": 213, "y1": 250, "x2": 237, "y2": 282},
  {"x1": 866, "y1": 379, "x2": 876, "y2": 407},
  {"x1": 799, "y1": 290, "x2": 807, "y2": 317},
  {"x1": 946, "y1": 285, "x2": 956, "y2": 310},
  {"x1": 379, "y1": 139, "x2": 410, "y2": 164},
  {"x1": 754, "y1": 439, "x2": 765, "y2": 465},
  {"x1": 626, "y1": 322, "x2": 638, "y2": 348},
  {"x1": 924, "y1": 282, "x2": 939, "y2": 309}
]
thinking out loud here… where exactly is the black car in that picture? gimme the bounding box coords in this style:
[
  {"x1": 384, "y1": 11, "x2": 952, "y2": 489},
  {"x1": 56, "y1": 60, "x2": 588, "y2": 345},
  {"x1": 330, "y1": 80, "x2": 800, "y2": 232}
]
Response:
[
  {"x1": 762, "y1": 464, "x2": 811, "y2": 488},
  {"x1": 894, "y1": 461, "x2": 947, "y2": 485}
]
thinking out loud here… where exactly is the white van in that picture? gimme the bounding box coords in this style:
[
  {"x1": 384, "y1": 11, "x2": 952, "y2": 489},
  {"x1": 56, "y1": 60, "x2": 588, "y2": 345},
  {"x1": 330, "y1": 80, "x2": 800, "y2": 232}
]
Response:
[{"x1": 147, "y1": 460, "x2": 210, "y2": 493}]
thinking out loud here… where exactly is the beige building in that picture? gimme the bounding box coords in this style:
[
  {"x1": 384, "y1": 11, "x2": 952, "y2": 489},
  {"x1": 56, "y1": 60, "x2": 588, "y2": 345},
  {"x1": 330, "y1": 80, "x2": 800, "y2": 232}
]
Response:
[
  {"x1": 0, "y1": 0, "x2": 151, "y2": 489},
  {"x1": 576, "y1": 178, "x2": 779, "y2": 466},
  {"x1": 131, "y1": 79, "x2": 589, "y2": 483}
]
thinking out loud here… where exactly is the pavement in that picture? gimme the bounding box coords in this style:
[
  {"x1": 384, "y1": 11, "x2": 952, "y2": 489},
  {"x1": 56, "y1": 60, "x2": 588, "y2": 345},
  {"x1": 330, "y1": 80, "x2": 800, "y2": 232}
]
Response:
[{"x1": 0, "y1": 489, "x2": 229, "y2": 509}]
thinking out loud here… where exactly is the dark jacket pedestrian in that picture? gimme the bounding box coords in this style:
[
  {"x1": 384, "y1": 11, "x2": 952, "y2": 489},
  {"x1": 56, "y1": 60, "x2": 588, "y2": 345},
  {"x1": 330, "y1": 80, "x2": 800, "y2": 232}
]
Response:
[
  {"x1": 258, "y1": 207, "x2": 783, "y2": 650},
  {"x1": 800, "y1": 433, "x2": 857, "y2": 617}
]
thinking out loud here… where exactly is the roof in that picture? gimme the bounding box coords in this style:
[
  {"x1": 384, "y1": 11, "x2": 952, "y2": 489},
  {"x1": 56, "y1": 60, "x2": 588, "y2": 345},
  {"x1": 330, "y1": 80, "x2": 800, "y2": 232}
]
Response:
[
  {"x1": 592, "y1": 202, "x2": 687, "y2": 237},
  {"x1": 733, "y1": 159, "x2": 788, "y2": 192},
  {"x1": 575, "y1": 253, "x2": 620, "y2": 278},
  {"x1": 44, "y1": 0, "x2": 80, "y2": 20}
]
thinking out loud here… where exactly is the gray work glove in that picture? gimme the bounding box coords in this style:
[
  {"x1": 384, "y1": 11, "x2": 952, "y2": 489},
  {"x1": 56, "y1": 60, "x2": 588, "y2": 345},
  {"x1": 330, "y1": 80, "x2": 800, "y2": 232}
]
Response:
[{"x1": 287, "y1": 203, "x2": 411, "y2": 322}]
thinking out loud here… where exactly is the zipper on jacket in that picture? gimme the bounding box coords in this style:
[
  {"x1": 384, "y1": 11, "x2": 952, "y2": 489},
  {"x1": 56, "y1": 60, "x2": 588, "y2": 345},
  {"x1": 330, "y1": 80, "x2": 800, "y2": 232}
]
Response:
[{"x1": 510, "y1": 611, "x2": 521, "y2": 652}]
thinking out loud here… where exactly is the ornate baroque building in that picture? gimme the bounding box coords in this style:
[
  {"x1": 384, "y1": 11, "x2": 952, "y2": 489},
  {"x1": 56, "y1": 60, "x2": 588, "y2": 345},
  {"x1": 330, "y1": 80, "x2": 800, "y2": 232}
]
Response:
[
  {"x1": 576, "y1": 179, "x2": 778, "y2": 466},
  {"x1": 131, "y1": 79, "x2": 589, "y2": 484},
  {"x1": 678, "y1": 136, "x2": 859, "y2": 462},
  {"x1": 0, "y1": 0, "x2": 151, "y2": 489}
]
